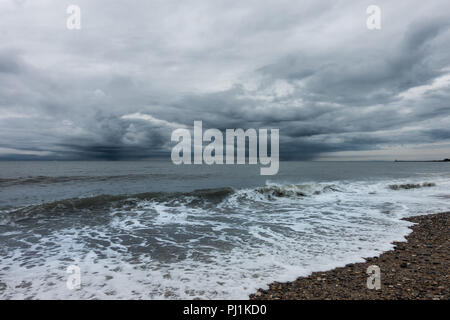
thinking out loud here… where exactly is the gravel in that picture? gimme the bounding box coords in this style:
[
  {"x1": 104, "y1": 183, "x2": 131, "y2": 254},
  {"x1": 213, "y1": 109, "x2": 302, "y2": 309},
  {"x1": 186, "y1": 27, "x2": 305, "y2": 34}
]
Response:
[{"x1": 250, "y1": 212, "x2": 449, "y2": 300}]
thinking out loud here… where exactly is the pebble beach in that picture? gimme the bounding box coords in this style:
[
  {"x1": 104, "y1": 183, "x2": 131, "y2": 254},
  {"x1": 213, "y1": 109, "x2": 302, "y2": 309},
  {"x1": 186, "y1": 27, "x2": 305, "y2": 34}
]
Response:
[{"x1": 250, "y1": 212, "x2": 449, "y2": 300}]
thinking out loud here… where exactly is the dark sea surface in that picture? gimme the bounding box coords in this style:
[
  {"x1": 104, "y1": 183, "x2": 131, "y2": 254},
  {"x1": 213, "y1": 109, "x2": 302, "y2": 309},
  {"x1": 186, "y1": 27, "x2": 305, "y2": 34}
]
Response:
[{"x1": 0, "y1": 160, "x2": 449, "y2": 299}]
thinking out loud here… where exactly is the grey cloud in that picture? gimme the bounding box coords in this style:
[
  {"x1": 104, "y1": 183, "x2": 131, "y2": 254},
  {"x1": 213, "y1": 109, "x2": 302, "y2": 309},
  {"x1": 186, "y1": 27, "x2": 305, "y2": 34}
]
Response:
[
  {"x1": 1, "y1": 0, "x2": 450, "y2": 161},
  {"x1": 260, "y1": 17, "x2": 450, "y2": 107}
]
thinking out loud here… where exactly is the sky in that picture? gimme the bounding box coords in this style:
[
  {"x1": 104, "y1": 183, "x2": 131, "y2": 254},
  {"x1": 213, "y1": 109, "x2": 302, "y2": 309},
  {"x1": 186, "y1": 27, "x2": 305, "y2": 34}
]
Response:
[{"x1": 1, "y1": 0, "x2": 450, "y2": 161}]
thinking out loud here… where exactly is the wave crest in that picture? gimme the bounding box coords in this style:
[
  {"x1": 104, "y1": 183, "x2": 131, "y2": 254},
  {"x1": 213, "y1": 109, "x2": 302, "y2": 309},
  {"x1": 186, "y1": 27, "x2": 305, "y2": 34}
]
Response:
[{"x1": 0, "y1": 187, "x2": 235, "y2": 225}]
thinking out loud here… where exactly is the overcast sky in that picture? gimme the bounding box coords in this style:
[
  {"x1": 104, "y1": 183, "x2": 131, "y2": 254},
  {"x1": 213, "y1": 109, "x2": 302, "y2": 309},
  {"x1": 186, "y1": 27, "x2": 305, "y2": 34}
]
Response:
[{"x1": 1, "y1": 0, "x2": 450, "y2": 160}]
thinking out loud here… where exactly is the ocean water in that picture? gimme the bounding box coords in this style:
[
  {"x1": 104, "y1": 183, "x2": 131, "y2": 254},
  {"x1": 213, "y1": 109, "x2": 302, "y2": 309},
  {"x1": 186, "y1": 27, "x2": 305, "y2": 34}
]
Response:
[{"x1": 0, "y1": 160, "x2": 449, "y2": 299}]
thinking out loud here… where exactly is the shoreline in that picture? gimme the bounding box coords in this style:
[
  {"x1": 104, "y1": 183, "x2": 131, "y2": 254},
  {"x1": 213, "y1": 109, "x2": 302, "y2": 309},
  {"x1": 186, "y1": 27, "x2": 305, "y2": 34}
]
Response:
[{"x1": 250, "y1": 212, "x2": 449, "y2": 300}]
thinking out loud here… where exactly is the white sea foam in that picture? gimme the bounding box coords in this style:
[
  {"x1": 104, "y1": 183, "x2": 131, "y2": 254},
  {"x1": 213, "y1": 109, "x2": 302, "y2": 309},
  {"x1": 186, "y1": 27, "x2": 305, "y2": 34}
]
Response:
[{"x1": 0, "y1": 176, "x2": 449, "y2": 299}]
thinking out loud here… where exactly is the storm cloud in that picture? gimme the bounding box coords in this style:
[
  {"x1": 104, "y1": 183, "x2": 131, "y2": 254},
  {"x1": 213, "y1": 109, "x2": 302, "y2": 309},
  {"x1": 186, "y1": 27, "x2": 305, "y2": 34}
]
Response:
[{"x1": 1, "y1": 0, "x2": 450, "y2": 160}]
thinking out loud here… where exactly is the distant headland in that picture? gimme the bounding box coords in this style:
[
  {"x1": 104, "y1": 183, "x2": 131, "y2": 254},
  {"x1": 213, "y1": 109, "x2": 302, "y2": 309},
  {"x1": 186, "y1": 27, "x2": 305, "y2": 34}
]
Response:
[{"x1": 394, "y1": 158, "x2": 450, "y2": 162}]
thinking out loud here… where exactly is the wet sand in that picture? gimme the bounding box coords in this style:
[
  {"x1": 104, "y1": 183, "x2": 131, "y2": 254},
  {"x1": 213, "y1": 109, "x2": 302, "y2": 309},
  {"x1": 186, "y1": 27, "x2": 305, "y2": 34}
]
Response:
[{"x1": 250, "y1": 212, "x2": 449, "y2": 300}]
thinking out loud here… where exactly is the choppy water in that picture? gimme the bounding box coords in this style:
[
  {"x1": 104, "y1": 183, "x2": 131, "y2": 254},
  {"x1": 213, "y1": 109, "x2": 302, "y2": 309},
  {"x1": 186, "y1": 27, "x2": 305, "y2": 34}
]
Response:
[{"x1": 0, "y1": 161, "x2": 449, "y2": 299}]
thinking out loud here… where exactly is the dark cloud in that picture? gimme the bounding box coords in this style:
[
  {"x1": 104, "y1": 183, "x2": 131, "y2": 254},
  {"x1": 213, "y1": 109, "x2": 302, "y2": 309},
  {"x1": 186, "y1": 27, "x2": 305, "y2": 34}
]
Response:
[{"x1": 0, "y1": 0, "x2": 450, "y2": 161}]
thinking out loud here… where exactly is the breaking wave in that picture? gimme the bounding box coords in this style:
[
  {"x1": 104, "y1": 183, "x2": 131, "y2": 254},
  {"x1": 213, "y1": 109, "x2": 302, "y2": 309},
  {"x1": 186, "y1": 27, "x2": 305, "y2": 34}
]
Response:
[
  {"x1": 389, "y1": 182, "x2": 436, "y2": 190},
  {"x1": 0, "y1": 187, "x2": 235, "y2": 225},
  {"x1": 253, "y1": 183, "x2": 342, "y2": 199},
  {"x1": 0, "y1": 180, "x2": 441, "y2": 225}
]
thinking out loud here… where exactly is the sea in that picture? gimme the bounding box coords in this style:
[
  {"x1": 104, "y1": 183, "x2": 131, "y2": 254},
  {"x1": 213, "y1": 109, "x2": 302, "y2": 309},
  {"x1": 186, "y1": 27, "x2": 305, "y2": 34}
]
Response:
[{"x1": 0, "y1": 160, "x2": 449, "y2": 299}]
